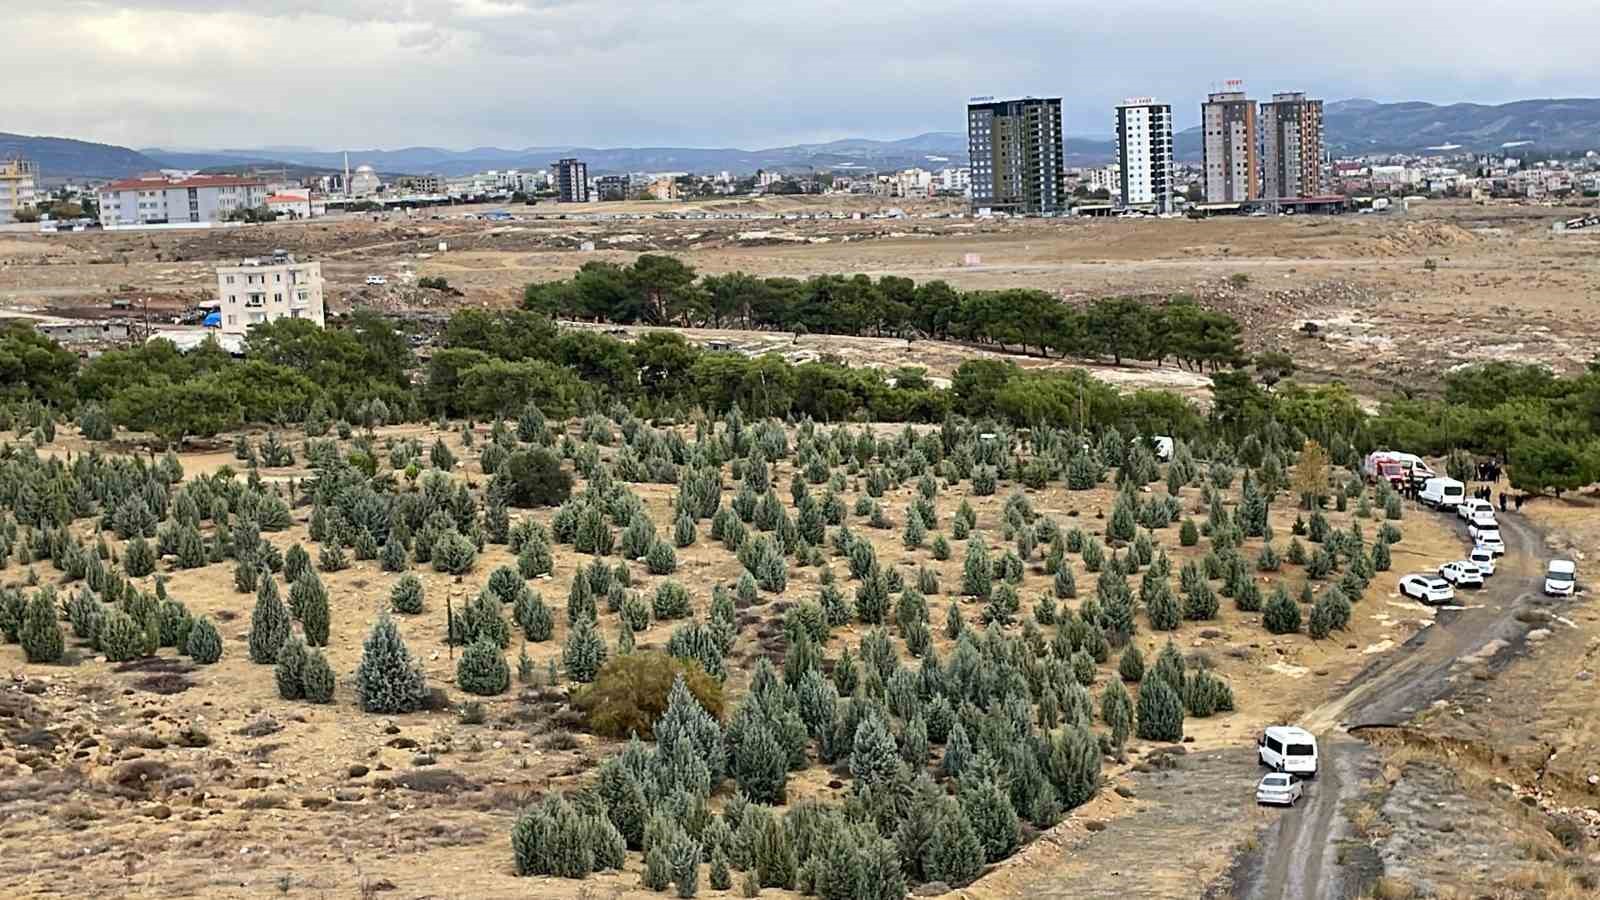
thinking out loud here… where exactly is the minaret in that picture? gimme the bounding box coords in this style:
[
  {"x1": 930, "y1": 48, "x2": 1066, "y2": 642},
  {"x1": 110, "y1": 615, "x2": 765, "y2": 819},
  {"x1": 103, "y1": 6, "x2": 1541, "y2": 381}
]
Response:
[{"x1": 343, "y1": 152, "x2": 350, "y2": 197}]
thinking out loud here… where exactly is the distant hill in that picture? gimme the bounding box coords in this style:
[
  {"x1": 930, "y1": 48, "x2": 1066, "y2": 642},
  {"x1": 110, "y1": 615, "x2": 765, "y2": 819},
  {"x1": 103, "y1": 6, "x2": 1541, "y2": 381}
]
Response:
[
  {"x1": 1319, "y1": 98, "x2": 1600, "y2": 153},
  {"x1": 14, "y1": 97, "x2": 1600, "y2": 186},
  {"x1": 1166, "y1": 97, "x2": 1600, "y2": 162},
  {"x1": 0, "y1": 133, "x2": 159, "y2": 181}
]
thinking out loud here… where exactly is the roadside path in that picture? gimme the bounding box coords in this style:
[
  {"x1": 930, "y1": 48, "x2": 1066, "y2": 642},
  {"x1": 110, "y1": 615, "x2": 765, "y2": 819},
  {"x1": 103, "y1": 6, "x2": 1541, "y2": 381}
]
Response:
[{"x1": 1229, "y1": 508, "x2": 1544, "y2": 899}]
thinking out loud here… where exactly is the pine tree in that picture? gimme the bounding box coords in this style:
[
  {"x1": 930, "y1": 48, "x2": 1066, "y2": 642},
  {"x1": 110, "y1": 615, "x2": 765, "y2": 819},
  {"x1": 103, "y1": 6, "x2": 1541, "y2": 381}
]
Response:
[
  {"x1": 962, "y1": 535, "x2": 992, "y2": 598},
  {"x1": 562, "y1": 616, "x2": 607, "y2": 683},
  {"x1": 1101, "y1": 680, "x2": 1135, "y2": 747},
  {"x1": 1146, "y1": 578, "x2": 1180, "y2": 630},
  {"x1": 1118, "y1": 645, "x2": 1145, "y2": 682},
  {"x1": 515, "y1": 588, "x2": 555, "y2": 641},
  {"x1": 123, "y1": 536, "x2": 156, "y2": 577},
  {"x1": 457, "y1": 638, "x2": 511, "y2": 695},
  {"x1": 1263, "y1": 587, "x2": 1302, "y2": 635},
  {"x1": 1135, "y1": 676, "x2": 1184, "y2": 742},
  {"x1": 295, "y1": 572, "x2": 331, "y2": 646},
  {"x1": 960, "y1": 770, "x2": 1020, "y2": 863},
  {"x1": 922, "y1": 799, "x2": 985, "y2": 887},
  {"x1": 1371, "y1": 539, "x2": 1392, "y2": 572},
  {"x1": 98, "y1": 608, "x2": 144, "y2": 663},
  {"x1": 942, "y1": 721, "x2": 972, "y2": 778},
  {"x1": 302, "y1": 648, "x2": 335, "y2": 702},
  {"x1": 670, "y1": 830, "x2": 701, "y2": 898},
  {"x1": 391, "y1": 573, "x2": 424, "y2": 614},
  {"x1": 355, "y1": 614, "x2": 428, "y2": 713},
  {"x1": 283, "y1": 542, "x2": 311, "y2": 583},
  {"x1": 275, "y1": 637, "x2": 309, "y2": 700},
  {"x1": 18, "y1": 589, "x2": 63, "y2": 664},
  {"x1": 186, "y1": 616, "x2": 223, "y2": 664},
  {"x1": 248, "y1": 577, "x2": 290, "y2": 664},
  {"x1": 709, "y1": 848, "x2": 732, "y2": 890},
  {"x1": 379, "y1": 534, "x2": 408, "y2": 572},
  {"x1": 849, "y1": 710, "x2": 901, "y2": 787}
]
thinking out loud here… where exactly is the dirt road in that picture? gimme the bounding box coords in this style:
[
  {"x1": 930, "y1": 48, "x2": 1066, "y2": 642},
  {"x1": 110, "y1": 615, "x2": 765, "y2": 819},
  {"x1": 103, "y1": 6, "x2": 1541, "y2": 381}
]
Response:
[{"x1": 1227, "y1": 507, "x2": 1545, "y2": 899}]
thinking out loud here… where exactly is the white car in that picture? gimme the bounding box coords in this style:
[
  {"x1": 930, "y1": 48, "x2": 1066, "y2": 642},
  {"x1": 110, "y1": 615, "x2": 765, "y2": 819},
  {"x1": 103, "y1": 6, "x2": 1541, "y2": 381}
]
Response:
[
  {"x1": 1438, "y1": 561, "x2": 1484, "y2": 589},
  {"x1": 365, "y1": 275, "x2": 388, "y2": 286},
  {"x1": 1400, "y1": 573, "x2": 1455, "y2": 605},
  {"x1": 1256, "y1": 773, "x2": 1304, "y2": 807},
  {"x1": 1457, "y1": 498, "x2": 1492, "y2": 522},
  {"x1": 1468, "y1": 547, "x2": 1497, "y2": 576},
  {"x1": 1472, "y1": 527, "x2": 1505, "y2": 556},
  {"x1": 1467, "y1": 509, "x2": 1498, "y2": 530}
]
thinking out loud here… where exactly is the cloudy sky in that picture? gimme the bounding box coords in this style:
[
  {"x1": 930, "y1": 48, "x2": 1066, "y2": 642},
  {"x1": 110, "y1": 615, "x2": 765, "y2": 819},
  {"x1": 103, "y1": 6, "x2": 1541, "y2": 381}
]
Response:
[{"x1": 8, "y1": 0, "x2": 1600, "y2": 151}]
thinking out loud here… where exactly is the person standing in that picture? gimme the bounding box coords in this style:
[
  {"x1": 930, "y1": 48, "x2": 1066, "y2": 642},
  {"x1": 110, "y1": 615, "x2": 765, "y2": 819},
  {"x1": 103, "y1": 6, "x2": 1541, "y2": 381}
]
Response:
[{"x1": 1499, "y1": 492, "x2": 1507, "y2": 512}]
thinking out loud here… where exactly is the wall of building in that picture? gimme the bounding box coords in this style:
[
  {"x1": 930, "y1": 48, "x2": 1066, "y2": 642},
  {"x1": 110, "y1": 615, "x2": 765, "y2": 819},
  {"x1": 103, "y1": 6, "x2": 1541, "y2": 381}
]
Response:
[
  {"x1": 215, "y1": 258, "x2": 326, "y2": 338},
  {"x1": 1202, "y1": 93, "x2": 1259, "y2": 203},
  {"x1": 0, "y1": 160, "x2": 39, "y2": 224},
  {"x1": 967, "y1": 98, "x2": 1065, "y2": 214},
  {"x1": 1116, "y1": 102, "x2": 1174, "y2": 212}
]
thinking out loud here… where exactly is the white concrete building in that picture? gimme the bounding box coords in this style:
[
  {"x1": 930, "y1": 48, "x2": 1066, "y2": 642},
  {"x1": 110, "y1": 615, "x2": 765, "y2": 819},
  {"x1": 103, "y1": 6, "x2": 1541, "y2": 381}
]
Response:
[
  {"x1": 214, "y1": 253, "x2": 325, "y2": 339},
  {"x1": 1086, "y1": 164, "x2": 1122, "y2": 199},
  {"x1": 1115, "y1": 98, "x2": 1174, "y2": 213},
  {"x1": 0, "y1": 159, "x2": 39, "y2": 224},
  {"x1": 937, "y1": 167, "x2": 971, "y2": 194},
  {"x1": 98, "y1": 174, "x2": 269, "y2": 226}
]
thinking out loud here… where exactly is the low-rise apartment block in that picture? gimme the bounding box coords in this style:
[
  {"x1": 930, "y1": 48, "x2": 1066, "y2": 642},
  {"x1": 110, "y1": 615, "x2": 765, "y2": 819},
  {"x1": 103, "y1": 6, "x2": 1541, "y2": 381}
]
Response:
[
  {"x1": 99, "y1": 174, "x2": 269, "y2": 226},
  {"x1": 214, "y1": 252, "x2": 325, "y2": 340}
]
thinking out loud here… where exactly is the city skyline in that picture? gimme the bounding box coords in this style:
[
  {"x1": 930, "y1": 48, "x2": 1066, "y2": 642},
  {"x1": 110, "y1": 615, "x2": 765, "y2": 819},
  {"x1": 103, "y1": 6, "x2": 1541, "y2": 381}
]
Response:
[{"x1": 7, "y1": 1, "x2": 1600, "y2": 151}]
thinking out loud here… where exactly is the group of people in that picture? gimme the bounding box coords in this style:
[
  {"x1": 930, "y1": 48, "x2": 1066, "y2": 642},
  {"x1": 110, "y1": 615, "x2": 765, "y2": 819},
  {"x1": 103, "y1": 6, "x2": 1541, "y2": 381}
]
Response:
[
  {"x1": 1475, "y1": 459, "x2": 1504, "y2": 484},
  {"x1": 1468, "y1": 484, "x2": 1521, "y2": 511}
]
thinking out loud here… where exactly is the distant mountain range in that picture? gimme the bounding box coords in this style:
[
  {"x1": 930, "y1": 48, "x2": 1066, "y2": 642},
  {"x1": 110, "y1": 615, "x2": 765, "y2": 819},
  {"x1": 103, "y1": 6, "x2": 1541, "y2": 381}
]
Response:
[
  {"x1": 9, "y1": 98, "x2": 1600, "y2": 182},
  {"x1": 0, "y1": 133, "x2": 159, "y2": 181}
]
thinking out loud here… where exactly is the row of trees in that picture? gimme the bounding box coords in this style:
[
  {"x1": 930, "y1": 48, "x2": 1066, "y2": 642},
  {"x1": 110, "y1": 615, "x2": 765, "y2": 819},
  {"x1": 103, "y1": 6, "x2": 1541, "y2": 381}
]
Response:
[
  {"x1": 4, "y1": 288, "x2": 1599, "y2": 495},
  {"x1": 521, "y1": 255, "x2": 1246, "y2": 369}
]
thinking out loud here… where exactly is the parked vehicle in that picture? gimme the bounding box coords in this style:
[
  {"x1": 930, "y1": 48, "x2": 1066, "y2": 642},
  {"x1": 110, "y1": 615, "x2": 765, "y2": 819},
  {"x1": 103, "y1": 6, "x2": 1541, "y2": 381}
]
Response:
[
  {"x1": 1545, "y1": 560, "x2": 1577, "y2": 598},
  {"x1": 1399, "y1": 573, "x2": 1455, "y2": 605},
  {"x1": 1363, "y1": 452, "x2": 1409, "y2": 488},
  {"x1": 1456, "y1": 497, "x2": 1491, "y2": 521},
  {"x1": 1420, "y1": 477, "x2": 1466, "y2": 510},
  {"x1": 1258, "y1": 726, "x2": 1319, "y2": 777},
  {"x1": 1386, "y1": 451, "x2": 1437, "y2": 486},
  {"x1": 1467, "y1": 509, "x2": 1498, "y2": 530},
  {"x1": 1256, "y1": 773, "x2": 1304, "y2": 807},
  {"x1": 1438, "y1": 561, "x2": 1484, "y2": 588},
  {"x1": 1468, "y1": 547, "x2": 1497, "y2": 576},
  {"x1": 1469, "y1": 524, "x2": 1504, "y2": 554},
  {"x1": 1365, "y1": 451, "x2": 1436, "y2": 489},
  {"x1": 365, "y1": 275, "x2": 388, "y2": 285}
]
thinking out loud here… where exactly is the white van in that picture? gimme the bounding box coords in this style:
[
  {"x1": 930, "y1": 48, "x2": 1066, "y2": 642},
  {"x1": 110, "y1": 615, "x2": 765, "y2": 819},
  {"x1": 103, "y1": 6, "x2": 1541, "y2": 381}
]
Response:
[
  {"x1": 1258, "y1": 725, "x2": 1319, "y2": 777},
  {"x1": 1545, "y1": 560, "x2": 1577, "y2": 598},
  {"x1": 1419, "y1": 477, "x2": 1465, "y2": 510}
]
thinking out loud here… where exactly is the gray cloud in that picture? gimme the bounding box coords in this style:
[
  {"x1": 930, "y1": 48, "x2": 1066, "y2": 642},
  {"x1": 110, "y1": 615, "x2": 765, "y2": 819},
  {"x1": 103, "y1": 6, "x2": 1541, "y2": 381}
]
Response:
[{"x1": 6, "y1": 0, "x2": 1600, "y2": 150}]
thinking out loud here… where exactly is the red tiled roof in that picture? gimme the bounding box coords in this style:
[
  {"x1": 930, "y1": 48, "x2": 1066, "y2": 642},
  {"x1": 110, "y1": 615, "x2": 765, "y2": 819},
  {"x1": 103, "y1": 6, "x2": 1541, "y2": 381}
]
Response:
[
  {"x1": 102, "y1": 175, "x2": 267, "y2": 191},
  {"x1": 266, "y1": 194, "x2": 307, "y2": 203}
]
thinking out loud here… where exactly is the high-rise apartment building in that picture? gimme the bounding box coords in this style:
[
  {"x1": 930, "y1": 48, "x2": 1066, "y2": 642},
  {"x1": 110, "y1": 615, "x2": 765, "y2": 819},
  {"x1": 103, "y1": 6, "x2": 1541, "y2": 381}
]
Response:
[
  {"x1": 1114, "y1": 99, "x2": 1174, "y2": 213},
  {"x1": 214, "y1": 252, "x2": 325, "y2": 340},
  {"x1": 0, "y1": 159, "x2": 39, "y2": 224},
  {"x1": 554, "y1": 158, "x2": 589, "y2": 203},
  {"x1": 1260, "y1": 92, "x2": 1325, "y2": 201},
  {"x1": 1201, "y1": 87, "x2": 1259, "y2": 203},
  {"x1": 966, "y1": 97, "x2": 1065, "y2": 214}
]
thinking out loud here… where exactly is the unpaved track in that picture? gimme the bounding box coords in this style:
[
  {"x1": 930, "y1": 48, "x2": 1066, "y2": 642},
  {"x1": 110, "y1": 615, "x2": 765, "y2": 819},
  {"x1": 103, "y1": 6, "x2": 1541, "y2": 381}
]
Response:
[{"x1": 1230, "y1": 507, "x2": 1544, "y2": 899}]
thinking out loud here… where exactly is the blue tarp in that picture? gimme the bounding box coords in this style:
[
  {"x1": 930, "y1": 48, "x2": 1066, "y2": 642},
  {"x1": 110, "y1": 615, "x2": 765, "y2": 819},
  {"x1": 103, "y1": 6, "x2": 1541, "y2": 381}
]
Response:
[{"x1": 203, "y1": 311, "x2": 221, "y2": 327}]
